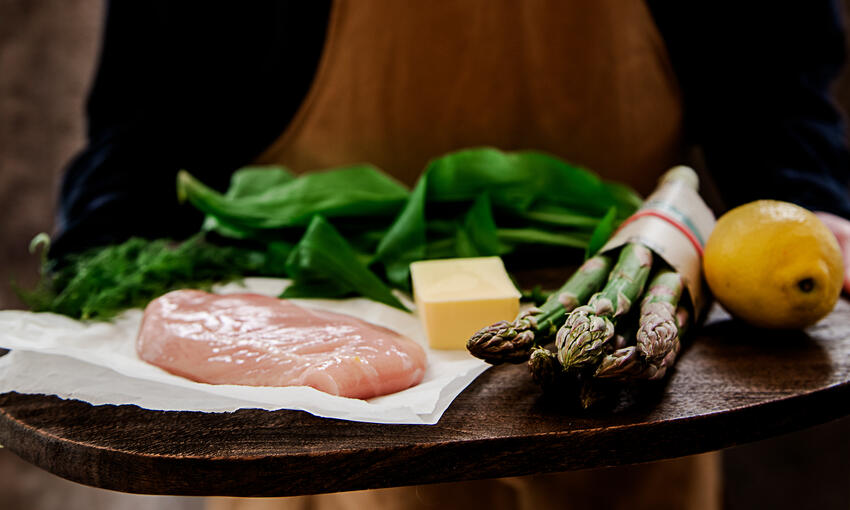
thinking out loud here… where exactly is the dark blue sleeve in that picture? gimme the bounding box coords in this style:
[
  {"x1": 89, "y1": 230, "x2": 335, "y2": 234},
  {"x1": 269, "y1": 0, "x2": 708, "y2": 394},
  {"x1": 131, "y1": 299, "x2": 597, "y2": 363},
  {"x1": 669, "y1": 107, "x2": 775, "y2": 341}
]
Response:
[
  {"x1": 53, "y1": 1, "x2": 330, "y2": 258},
  {"x1": 648, "y1": 0, "x2": 850, "y2": 218}
]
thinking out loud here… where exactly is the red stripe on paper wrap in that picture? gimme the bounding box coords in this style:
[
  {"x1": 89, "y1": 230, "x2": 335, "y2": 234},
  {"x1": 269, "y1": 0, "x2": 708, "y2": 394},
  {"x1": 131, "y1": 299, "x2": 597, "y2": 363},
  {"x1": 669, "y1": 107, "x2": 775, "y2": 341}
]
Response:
[{"x1": 615, "y1": 210, "x2": 704, "y2": 257}]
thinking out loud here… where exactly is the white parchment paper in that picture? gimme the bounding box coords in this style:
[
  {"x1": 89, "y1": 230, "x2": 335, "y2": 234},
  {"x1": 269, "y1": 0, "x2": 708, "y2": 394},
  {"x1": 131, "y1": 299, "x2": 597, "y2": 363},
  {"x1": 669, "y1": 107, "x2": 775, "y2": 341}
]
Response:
[{"x1": 0, "y1": 278, "x2": 490, "y2": 424}]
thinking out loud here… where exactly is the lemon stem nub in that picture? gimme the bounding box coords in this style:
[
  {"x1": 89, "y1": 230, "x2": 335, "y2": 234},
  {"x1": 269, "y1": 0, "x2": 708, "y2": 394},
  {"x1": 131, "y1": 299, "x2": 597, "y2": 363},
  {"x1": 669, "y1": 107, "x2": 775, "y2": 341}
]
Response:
[{"x1": 798, "y1": 278, "x2": 815, "y2": 293}]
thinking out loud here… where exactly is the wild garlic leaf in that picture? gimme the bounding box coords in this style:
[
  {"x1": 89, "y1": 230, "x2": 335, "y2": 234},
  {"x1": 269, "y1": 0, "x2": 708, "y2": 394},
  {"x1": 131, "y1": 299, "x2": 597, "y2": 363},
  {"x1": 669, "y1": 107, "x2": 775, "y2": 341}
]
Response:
[
  {"x1": 282, "y1": 216, "x2": 407, "y2": 311},
  {"x1": 179, "y1": 165, "x2": 409, "y2": 231},
  {"x1": 585, "y1": 206, "x2": 619, "y2": 259}
]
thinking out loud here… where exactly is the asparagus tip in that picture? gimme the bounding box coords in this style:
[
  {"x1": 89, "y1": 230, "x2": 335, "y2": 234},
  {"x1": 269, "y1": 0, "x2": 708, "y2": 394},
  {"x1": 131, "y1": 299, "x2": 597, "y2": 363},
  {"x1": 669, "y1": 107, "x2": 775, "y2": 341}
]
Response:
[
  {"x1": 466, "y1": 317, "x2": 536, "y2": 364},
  {"x1": 556, "y1": 309, "x2": 615, "y2": 370},
  {"x1": 528, "y1": 347, "x2": 563, "y2": 388}
]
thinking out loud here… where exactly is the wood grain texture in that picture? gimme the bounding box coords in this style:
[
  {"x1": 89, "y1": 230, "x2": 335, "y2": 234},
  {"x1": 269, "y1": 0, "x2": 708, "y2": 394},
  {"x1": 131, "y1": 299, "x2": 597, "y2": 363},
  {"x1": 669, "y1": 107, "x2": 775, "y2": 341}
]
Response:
[{"x1": 1, "y1": 297, "x2": 849, "y2": 497}]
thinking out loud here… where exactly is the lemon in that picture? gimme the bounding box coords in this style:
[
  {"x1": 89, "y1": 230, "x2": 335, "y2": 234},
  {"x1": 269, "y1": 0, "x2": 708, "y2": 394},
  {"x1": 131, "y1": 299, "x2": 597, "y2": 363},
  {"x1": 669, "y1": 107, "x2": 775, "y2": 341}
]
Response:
[{"x1": 703, "y1": 200, "x2": 843, "y2": 329}]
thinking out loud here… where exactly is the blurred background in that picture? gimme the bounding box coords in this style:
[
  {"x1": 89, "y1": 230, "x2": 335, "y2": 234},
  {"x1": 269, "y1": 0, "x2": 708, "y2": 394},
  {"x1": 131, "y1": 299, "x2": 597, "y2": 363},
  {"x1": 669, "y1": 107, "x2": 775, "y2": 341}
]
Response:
[{"x1": 1, "y1": 1, "x2": 849, "y2": 508}]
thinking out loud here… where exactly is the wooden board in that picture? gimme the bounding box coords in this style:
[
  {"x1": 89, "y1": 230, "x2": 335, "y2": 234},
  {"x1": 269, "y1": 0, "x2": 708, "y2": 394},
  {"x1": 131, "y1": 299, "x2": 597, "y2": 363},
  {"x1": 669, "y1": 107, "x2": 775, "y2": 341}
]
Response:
[{"x1": 0, "y1": 299, "x2": 849, "y2": 497}]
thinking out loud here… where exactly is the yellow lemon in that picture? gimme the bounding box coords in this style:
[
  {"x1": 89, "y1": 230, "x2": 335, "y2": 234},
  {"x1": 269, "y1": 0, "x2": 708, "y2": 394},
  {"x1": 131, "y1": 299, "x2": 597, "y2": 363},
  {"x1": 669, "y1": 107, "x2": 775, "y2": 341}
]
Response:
[{"x1": 703, "y1": 200, "x2": 843, "y2": 329}]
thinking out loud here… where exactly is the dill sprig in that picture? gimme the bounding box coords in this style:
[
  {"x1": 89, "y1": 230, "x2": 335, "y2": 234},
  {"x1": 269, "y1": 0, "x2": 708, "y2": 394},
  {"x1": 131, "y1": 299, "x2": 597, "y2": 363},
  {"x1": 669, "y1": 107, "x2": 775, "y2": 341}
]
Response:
[{"x1": 17, "y1": 235, "x2": 287, "y2": 321}]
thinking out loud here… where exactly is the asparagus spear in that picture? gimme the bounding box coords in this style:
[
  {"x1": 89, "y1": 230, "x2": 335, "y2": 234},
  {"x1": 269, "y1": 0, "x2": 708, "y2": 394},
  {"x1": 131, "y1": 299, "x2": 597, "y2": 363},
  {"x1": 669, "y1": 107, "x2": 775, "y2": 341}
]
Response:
[
  {"x1": 529, "y1": 334, "x2": 629, "y2": 391},
  {"x1": 467, "y1": 254, "x2": 612, "y2": 364},
  {"x1": 645, "y1": 306, "x2": 690, "y2": 380},
  {"x1": 593, "y1": 345, "x2": 643, "y2": 379},
  {"x1": 556, "y1": 243, "x2": 654, "y2": 371},
  {"x1": 528, "y1": 346, "x2": 563, "y2": 388},
  {"x1": 528, "y1": 347, "x2": 616, "y2": 409},
  {"x1": 595, "y1": 305, "x2": 690, "y2": 380},
  {"x1": 636, "y1": 269, "x2": 684, "y2": 363}
]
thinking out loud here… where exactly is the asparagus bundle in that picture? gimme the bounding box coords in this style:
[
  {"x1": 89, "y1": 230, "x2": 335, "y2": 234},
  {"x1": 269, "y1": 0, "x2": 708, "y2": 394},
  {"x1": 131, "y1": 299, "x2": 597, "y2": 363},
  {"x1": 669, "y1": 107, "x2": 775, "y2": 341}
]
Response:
[
  {"x1": 594, "y1": 307, "x2": 689, "y2": 380},
  {"x1": 523, "y1": 250, "x2": 692, "y2": 408},
  {"x1": 467, "y1": 254, "x2": 612, "y2": 364},
  {"x1": 595, "y1": 269, "x2": 689, "y2": 380},
  {"x1": 511, "y1": 166, "x2": 710, "y2": 407},
  {"x1": 555, "y1": 243, "x2": 654, "y2": 371}
]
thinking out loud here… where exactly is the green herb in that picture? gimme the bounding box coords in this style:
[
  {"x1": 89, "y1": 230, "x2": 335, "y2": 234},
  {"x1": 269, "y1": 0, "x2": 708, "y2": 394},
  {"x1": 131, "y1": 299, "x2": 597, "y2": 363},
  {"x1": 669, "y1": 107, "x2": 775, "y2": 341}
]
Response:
[
  {"x1": 23, "y1": 147, "x2": 642, "y2": 320},
  {"x1": 178, "y1": 164, "x2": 409, "y2": 233},
  {"x1": 373, "y1": 148, "x2": 640, "y2": 289},
  {"x1": 281, "y1": 216, "x2": 406, "y2": 310},
  {"x1": 18, "y1": 235, "x2": 288, "y2": 320},
  {"x1": 585, "y1": 206, "x2": 619, "y2": 259}
]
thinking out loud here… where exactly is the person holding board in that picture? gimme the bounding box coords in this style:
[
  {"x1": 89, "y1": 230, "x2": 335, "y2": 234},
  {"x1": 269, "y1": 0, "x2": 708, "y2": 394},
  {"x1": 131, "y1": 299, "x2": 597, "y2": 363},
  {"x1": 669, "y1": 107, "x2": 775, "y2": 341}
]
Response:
[{"x1": 53, "y1": 1, "x2": 850, "y2": 509}]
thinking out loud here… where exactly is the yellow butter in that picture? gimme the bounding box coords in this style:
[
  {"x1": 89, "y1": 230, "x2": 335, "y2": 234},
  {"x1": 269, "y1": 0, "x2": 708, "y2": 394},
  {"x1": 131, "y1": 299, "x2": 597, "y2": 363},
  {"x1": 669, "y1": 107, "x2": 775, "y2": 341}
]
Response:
[{"x1": 410, "y1": 257, "x2": 521, "y2": 350}]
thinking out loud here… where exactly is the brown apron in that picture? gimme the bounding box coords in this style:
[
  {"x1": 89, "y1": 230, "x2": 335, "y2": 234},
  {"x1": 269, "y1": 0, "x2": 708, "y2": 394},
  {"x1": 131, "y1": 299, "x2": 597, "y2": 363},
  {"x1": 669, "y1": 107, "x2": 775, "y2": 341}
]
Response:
[
  {"x1": 217, "y1": 1, "x2": 720, "y2": 509},
  {"x1": 256, "y1": 0, "x2": 685, "y2": 196}
]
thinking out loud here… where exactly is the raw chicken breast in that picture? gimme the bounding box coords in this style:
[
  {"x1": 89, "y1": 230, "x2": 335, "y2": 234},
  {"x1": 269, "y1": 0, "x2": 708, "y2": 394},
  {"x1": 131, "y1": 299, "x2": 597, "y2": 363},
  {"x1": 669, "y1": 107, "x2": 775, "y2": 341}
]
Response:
[{"x1": 137, "y1": 290, "x2": 426, "y2": 399}]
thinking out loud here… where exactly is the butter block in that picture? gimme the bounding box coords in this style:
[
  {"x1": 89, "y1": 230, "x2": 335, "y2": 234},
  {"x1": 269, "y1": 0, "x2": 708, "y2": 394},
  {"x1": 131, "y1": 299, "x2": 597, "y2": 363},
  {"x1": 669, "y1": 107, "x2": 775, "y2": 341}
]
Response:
[{"x1": 410, "y1": 257, "x2": 521, "y2": 350}]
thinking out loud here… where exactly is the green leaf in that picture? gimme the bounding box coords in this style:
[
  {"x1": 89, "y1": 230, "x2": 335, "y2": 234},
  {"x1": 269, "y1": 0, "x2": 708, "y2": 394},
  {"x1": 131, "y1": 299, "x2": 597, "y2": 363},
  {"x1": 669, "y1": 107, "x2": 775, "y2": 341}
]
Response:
[
  {"x1": 199, "y1": 166, "x2": 297, "y2": 237},
  {"x1": 460, "y1": 193, "x2": 502, "y2": 256},
  {"x1": 423, "y1": 148, "x2": 641, "y2": 217},
  {"x1": 280, "y1": 279, "x2": 354, "y2": 300},
  {"x1": 585, "y1": 206, "x2": 619, "y2": 259},
  {"x1": 453, "y1": 228, "x2": 478, "y2": 258},
  {"x1": 225, "y1": 166, "x2": 295, "y2": 199},
  {"x1": 517, "y1": 204, "x2": 601, "y2": 228},
  {"x1": 283, "y1": 216, "x2": 408, "y2": 311},
  {"x1": 373, "y1": 147, "x2": 641, "y2": 288},
  {"x1": 26, "y1": 148, "x2": 644, "y2": 321},
  {"x1": 423, "y1": 236, "x2": 460, "y2": 259},
  {"x1": 265, "y1": 241, "x2": 295, "y2": 271},
  {"x1": 451, "y1": 194, "x2": 503, "y2": 258},
  {"x1": 178, "y1": 165, "x2": 409, "y2": 233},
  {"x1": 372, "y1": 176, "x2": 428, "y2": 289},
  {"x1": 496, "y1": 228, "x2": 589, "y2": 248}
]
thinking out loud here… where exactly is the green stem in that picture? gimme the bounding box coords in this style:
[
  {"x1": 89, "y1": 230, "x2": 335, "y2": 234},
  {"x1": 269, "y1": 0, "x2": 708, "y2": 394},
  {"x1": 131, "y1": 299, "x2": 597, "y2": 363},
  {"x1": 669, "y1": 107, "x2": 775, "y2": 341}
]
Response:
[
  {"x1": 534, "y1": 254, "x2": 613, "y2": 333},
  {"x1": 588, "y1": 243, "x2": 654, "y2": 317}
]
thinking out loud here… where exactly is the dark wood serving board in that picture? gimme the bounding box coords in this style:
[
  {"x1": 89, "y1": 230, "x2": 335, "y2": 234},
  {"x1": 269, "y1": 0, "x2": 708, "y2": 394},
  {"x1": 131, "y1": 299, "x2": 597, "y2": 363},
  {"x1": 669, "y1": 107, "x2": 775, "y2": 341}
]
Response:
[{"x1": 1, "y1": 298, "x2": 849, "y2": 497}]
